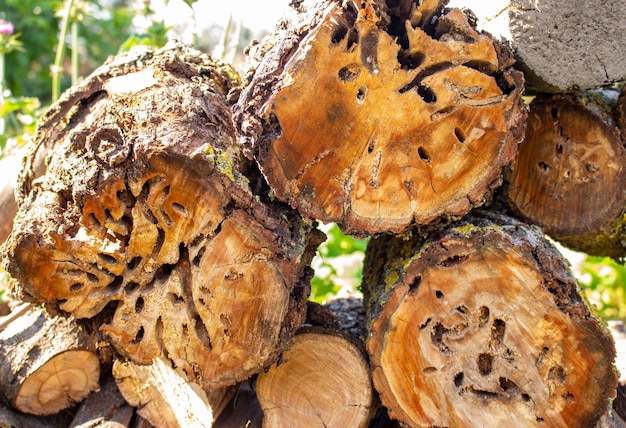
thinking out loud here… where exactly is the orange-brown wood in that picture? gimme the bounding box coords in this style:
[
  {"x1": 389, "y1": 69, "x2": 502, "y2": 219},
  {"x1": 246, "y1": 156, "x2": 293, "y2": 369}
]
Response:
[
  {"x1": 0, "y1": 305, "x2": 100, "y2": 416},
  {"x1": 364, "y1": 213, "x2": 617, "y2": 427},
  {"x1": 506, "y1": 92, "x2": 626, "y2": 258},
  {"x1": 235, "y1": 0, "x2": 526, "y2": 235},
  {"x1": 113, "y1": 358, "x2": 235, "y2": 428},
  {"x1": 256, "y1": 328, "x2": 374, "y2": 428},
  {"x1": 3, "y1": 45, "x2": 321, "y2": 392}
]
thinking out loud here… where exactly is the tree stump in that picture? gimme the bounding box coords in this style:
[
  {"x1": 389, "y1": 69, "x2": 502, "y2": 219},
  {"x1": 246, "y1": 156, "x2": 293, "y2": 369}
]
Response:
[
  {"x1": 256, "y1": 326, "x2": 374, "y2": 428},
  {"x1": 363, "y1": 212, "x2": 617, "y2": 427},
  {"x1": 505, "y1": 90, "x2": 626, "y2": 258},
  {"x1": 0, "y1": 304, "x2": 101, "y2": 415},
  {"x1": 3, "y1": 44, "x2": 322, "y2": 392},
  {"x1": 234, "y1": 0, "x2": 526, "y2": 236}
]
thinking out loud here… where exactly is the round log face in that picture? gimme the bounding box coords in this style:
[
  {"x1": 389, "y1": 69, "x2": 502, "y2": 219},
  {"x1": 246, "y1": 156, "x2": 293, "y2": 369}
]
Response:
[
  {"x1": 16, "y1": 351, "x2": 100, "y2": 416},
  {"x1": 237, "y1": 1, "x2": 525, "y2": 235},
  {"x1": 367, "y1": 222, "x2": 617, "y2": 427},
  {"x1": 507, "y1": 96, "x2": 626, "y2": 241},
  {"x1": 4, "y1": 46, "x2": 317, "y2": 391},
  {"x1": 257, "y1": 330, "x2": 373, "y2": 428}
]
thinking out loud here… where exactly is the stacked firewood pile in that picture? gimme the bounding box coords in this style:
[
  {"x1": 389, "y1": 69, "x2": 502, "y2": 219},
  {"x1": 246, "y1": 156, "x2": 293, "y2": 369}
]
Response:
[{"x1": 1, "y1": 0, "x2": 626, "y2": 427}]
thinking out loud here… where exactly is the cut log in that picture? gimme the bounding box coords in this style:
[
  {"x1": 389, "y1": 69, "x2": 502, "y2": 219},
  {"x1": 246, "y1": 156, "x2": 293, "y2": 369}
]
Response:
[
  {"x1": 363, "y1": 212, "x2": 617, "y2": 427},
  {"x1": 256, "y1": 326, "x2": 374, "y2": 428},
  {"x1": 113, "y1": 357, "x2": 235, "y2": 428},
  {"x1": 234, "y1": 0, "x2": 526, "y2": 236},
  {"x1": 505, "y1": 91, "x2": 626, "y2": 258},
  {"x1": 69, "y1": 373, "x2": 135, "y2": 428},
  {"x1": 3, "y1": 44, "x2": 323, "y2": 391},
  {"x1": 448, "y1": 0, "x2": 626, "y2": 92},
  {"x1": 0, "y1": 304, "x2": 101, "y2": 415},
  {"x1": 215, "y1": 301, "x2": 372, "y2": 428}
]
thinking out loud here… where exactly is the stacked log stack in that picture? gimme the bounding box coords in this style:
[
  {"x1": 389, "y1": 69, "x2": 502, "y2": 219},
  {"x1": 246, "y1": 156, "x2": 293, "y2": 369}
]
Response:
[{"x1": 1, "y1": 0, "x2": 625, "y2": 427}]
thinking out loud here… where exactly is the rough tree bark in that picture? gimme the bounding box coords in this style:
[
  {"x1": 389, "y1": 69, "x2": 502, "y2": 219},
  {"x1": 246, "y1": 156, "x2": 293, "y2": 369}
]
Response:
[
  {"x1": 234, "y1": 0, "x2": 526, "y2": 236},
  {"x1": 505, "y1": 90, "x2": 626, "y2": 258},
  {"x1": 0, "y1": 304, "x2": 101, "y2": 416},
  {"x1": 448, "y1": 0, "x2": 626, "y2": 93},
  {"x1": 363, "y1": 212, "x2": 617, "y2": 427},
  {"x1": 68, "y1": 374, "x2": 135, "y2": 428},
  {"x1": 2, "y1": 44, "x2": 322, "y2": 393}
]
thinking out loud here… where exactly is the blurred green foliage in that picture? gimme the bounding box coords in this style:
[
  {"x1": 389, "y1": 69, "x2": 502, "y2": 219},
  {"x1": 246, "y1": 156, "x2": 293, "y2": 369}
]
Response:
[
  {"x1": 0, "y1": 0, "x2": 168, "y2": 154},
  {"x1": 0, "y1": 94, "x2": 40, "y2": 153},
  {"x1": 118, "y1": 19, "x2": 169, "y2": 53},
  {"x1": 579, "y1": 256, "x2": 626, "y2": 320},
  {"x1": 1, "y1": 0, "x2": 136, "y2": 102},
  {"x1": 310, "y1": 224, "x2": 368, "y2": 303}
]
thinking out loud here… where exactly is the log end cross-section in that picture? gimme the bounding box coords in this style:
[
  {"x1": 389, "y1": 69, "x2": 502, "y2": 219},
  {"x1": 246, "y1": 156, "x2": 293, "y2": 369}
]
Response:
[
  {"x1": 364, "y1": 213, "x2": 617, "y2": 427},
  {"x1": 256, "y1": 327, "x2": 374, "y2": 428},
  {"x1": 235, "y1": 0, "x2": 526, "y2": 235},
  {"x1": 0, "y1": 305, "x2": 100, "y2": 416},
  {"x1": 3, "y1": 44, "x2": 322, "y2": 392},
  {"x1": 506, "y1": 93, "x2": 626, "y2": 259}
]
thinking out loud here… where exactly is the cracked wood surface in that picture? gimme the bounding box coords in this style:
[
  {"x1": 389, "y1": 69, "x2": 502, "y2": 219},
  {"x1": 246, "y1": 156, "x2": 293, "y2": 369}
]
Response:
[
  {"x1": 256, "y1": 327, "x2": 374, "y2": 428},
  {"x1": 505, "y1": 90, "x2": 626, "y2": 259},
  {"x1": 0, "y1": 304, "x2": 100, "y2": 416},
  {"x1": 234, "y1": 0, "x2": 526, "y2": 236},
  {"x1": 113, "y1": 358, "x2": 235, "y2": 428},
  {"x1": 363, "y1": 212, "x2": 617, "y2": 428},
  {"x1": 2, "y1": 44, "x2": 322, "y2": 392}
]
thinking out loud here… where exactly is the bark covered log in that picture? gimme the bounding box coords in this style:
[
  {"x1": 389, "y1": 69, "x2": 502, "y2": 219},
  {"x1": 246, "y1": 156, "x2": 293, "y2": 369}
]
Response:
[
  {"x1": 2, "y1": 44, "x2": 322, "y2": 392},
  {"x1": 448, "y1": 0, "x2": 626, "y2": 93},
  {"x1": 256, "y1": 326, "x2": 374, "y2": 428},
  {"x1": 113, "y1": 357, "x2": 235, "y2": 428},
  {"x1": 234, "y1": 0, "x2": 526, "y2": 236},
  {"x1": 505, "y1": 90, "x2": 626, "y2": 258},
  {"x1": 0, "y1": 304, "x2": 101, "y2": 415},
  {"x1": 69, "y1": 374, "x2": 135, "y2": 428},
  {"x1": 363, "y1": 212, "x2": 617, "y2": 427}
]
